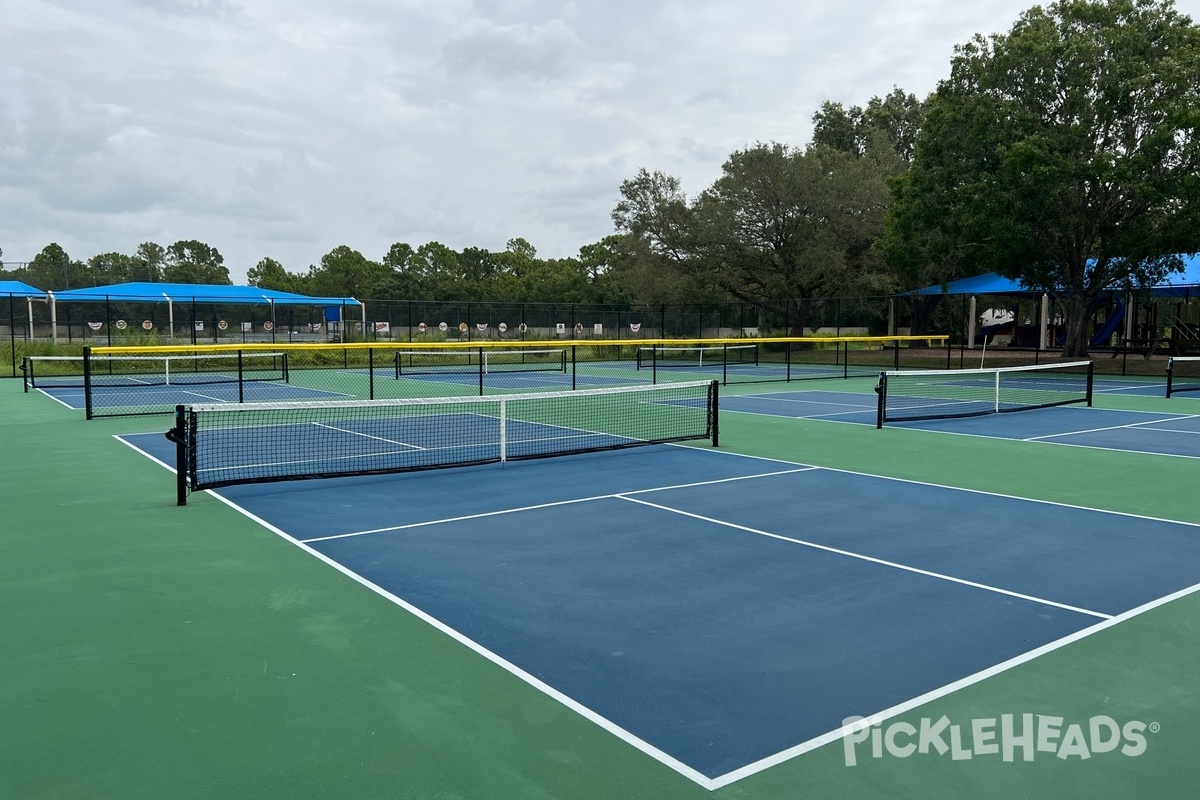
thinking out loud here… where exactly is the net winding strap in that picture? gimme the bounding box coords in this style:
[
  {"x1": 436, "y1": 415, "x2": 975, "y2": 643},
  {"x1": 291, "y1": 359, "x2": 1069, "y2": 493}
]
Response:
[
  {"x1": 169, "y1": 380, "x2": 719, "y2": 503},
  {"x1": 875, "y1": 361, "x2": 1093, "y2": 427}
]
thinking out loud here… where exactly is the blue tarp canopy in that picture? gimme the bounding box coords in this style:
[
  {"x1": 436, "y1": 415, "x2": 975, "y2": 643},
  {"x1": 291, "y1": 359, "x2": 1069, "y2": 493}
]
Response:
[
  {"x1": 49, "y1": 282, "x2": 361, "y2": 307},
  {"x1": 913, "y1": 273, "x2": 1028, "y2": 296},
  {"x1": 915, "y1": 254, "x2": 1200, "y2": 297},
  {"x1": 0, "y1": 280, "x2": 46, "y2": 298}
]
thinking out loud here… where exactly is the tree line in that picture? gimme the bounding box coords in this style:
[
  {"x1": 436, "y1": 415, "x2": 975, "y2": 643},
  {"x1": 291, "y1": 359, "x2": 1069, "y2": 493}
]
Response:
[{"x1": 3, "y1": 0, "x2": 1199, "y2": 356}]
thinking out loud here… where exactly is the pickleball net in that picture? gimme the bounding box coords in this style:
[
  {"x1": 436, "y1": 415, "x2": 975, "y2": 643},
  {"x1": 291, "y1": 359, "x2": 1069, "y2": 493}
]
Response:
[
  {"x1": 1166, "y1": 357, "x2": 1200, "y2": 398},
  {"x1": 394, "y1": 348, "x2": 567, "y2": 375},
  {"x1": 169, "y1": 379, "x2": 719, "y2": 504},
  {"x1": 876, "y1": 361, "x2": 1093, "y2": 427},
  {"x1": 22, "y1": 351, "x2": 288, "y2": 389},
  {"x1": 635, "y1": 344, "x2": 759, "y2": 370}
]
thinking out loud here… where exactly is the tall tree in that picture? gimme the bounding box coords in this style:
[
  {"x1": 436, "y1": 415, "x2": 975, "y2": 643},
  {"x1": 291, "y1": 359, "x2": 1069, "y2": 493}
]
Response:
[
  {"x1": 812, "y1": 88, "x2": 925, "y2": 161},
  {"x1": 28, "y1": 243, "x2": 86, "y2": 291},
  {"x1": 888, "y1": 0, "x2": 1200, "y2": 356},
  {"x1": 371, "y1": 242, "x2": 424, "y2": 300},
  {"x1": 163, "y1": 240, "x2": 231, "y2": 285},
  {"x1": 134, "y1": 242, "x2": 166, "y2": 283},
  {"x1": 689, "y1": 142, "x2": 901, "y2": 323},
  {"x1": 306, "y1": 245, "x2": 387, "y2": 298},
  {"x1": 87, "y1": 252, "x2": 140, "y2": 286},
  {"x1": 247, "y1": 257, "x2": 300, "y2": 292}
]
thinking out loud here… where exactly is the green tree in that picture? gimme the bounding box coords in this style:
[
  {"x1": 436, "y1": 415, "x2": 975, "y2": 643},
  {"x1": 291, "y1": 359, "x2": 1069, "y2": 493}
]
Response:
[
  {"x1": 87, "y1": 252, "x2": 140, "y2": 286},
  {"x1": 247, "y1": 257, "x2": 302, "y2": 292},
  {"x1": 306, "y1": 245, "x2": 387, "y2": 298},
  {"x1": 409, "y1": 242, "x2": 463, "y2": 300},
  {"x1": 889, "y1": 0, "x2": 1200, "y2": 356},
  {"x1": 134, "y1": 242, "x2": 166, "y2": 283},
  {"x1": 163, "y1": 240, "x2": 231, "y2": 285},
  {"x1": 610, "y1": 169, "x2": 715, "y2": 306},
  {"x1": 812, "y1": 88, "x2": 925, "y2": 161},
  {"x1": 371, "y1": 242, "x2": 424, "y2": 300},
  {"x1": 28, "y1": 243, "x2": 86, "y2": 291},
  {"x1": 692, "y1": 142, "x2": 901, "y2": 328}
]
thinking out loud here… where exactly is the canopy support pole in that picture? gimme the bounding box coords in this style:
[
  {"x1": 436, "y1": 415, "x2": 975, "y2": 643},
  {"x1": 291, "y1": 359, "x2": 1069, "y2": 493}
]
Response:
[
  {"x1": 1040, "y1": 294, "x2": 1049, "y2": 350},
  {"x1": 50, "y1": 294, "x2": 57, "y2": 343},
  {"x1": 967, "y1": 296, "x2": 977, "y2": 349}
]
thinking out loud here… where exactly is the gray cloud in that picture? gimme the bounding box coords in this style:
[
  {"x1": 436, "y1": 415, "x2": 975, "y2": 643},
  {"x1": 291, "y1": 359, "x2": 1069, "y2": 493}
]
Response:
[{"x1": 5, "y1": 0, "x2": 1200, "y2": 281}]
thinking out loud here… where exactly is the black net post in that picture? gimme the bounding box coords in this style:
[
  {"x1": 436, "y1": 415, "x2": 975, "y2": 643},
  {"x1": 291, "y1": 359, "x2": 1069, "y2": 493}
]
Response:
[
  {"x1": 83, "y1": 346, "x2": 94, "y2": 420},
  {"x1": 875, "y1": 373, "x2": 886, "y2": 429},
  {"x1": 478, "y1": 347, "x2": 484, "y2": 395},
  {"x1": 369, "y1": 348, "x2": 376, "y2": 400},
  {"x1": 1085, "y1": 361, "x2": 1094, "y2": 406},
  {"x1": 710, "y1": 380, "x2": 720, "y2": 447},
  {"x1": 170, "y1": 405, "x2": 189, "y2": 506},
  {"x1": 237, "y1": 350, "x2": 245, "y2": 404},
  {"x1": 571, "y1": 345, "x2": 577, "y2": 391}
]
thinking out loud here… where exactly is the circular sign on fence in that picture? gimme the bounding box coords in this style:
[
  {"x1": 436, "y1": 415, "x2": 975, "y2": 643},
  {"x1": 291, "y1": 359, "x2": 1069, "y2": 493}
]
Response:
[
  {"x1": 116, "y1": 319, "x2": 128, "y2": 330},
  {"x1": 417, "y1": 322, "x2": 427, "y2": 332},
  {"x1": 458, "y1": 322, "x2": 468, "y2": 333},
  {"x1": 498, "y1": 322, "x2": 508, "y2": 333},
  {"x1": 574, "y1": 322, "x2": 584, "y2": 333},
  {"x1": 141, "y1": 320, "x2": 153, "y2": 331},
  {"x1": 518, "y1": 322, "x2": 528, "y2": 334},
  {"x1": 438, "y1": 322, "x2": 448, "y2": 332},
  {"x1": 217, "y1": 320, "x2": 228, "y2": 331},
  {"x1": 263, "y1": 321, "x2": 274, "y2": 332}
]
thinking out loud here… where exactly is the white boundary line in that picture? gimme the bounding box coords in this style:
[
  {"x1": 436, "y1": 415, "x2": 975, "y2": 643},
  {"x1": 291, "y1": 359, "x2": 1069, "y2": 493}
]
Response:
[
  {"x1": 206, "y1": 490, "x2": 719, "y2": 790},
  {"x1": 35, "y1": 386, "x2": 80, "y2": 409},
  {"x1": 617, "y1": 496, "x2": 1109, "y2": 619},
  {"x1": 709, "y1": 578, "x2": 1200, "y2": 789},
  {"x1": 301, "y1": 468, "x2": 818, "y2": 543},
  {"x1": 1022, "y1": 413, "x2": 1199, "y2": 441},
  {"x1": 111, "y1": 432, "x2": 1200, "y2": 790},
  {"x1": 723, "y1": 392, "x2": 1200, "y2": 464}
]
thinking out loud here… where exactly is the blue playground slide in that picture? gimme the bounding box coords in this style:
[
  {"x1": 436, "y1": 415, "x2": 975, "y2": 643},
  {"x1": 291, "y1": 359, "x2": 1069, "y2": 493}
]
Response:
[{"x1": 1090, "y1": 302, "x2": 1126, "y2": 347}]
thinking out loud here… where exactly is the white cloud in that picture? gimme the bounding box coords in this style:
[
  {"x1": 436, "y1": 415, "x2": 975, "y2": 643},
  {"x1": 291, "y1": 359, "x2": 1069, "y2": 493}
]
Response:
[{"x1": 4, "y1": 0, "x2": 1200, "y2": 281}]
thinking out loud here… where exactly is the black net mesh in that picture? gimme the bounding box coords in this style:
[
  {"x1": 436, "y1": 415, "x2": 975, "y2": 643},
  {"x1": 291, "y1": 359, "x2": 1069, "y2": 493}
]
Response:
[
  {"x1": 180, "y1": 380, "x2": 717, "y2": 492},
  {"x1": 878, "y1": 361, "x2": 1093, "y2": 424},
  {"x1": 1167, "y1": 357, "x2": 1200, "y2": 397}
]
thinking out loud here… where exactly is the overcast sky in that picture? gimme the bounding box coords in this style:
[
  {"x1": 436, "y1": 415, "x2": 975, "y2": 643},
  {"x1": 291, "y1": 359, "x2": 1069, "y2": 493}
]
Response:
[{"x1": 4, "y1": 0, "x2": 1200, "y2": 283}]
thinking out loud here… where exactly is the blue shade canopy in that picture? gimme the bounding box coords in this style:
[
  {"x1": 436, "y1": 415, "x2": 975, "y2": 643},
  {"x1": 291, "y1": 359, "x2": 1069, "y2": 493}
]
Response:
[
  {"x1": 915, "y1": 255, "x2": 1200, "y2": 297},
  {"x1": 912, "y1": 273, "x2": 1028, "y2": 296},
  {"x1": 0, "y1": 280, "x2": 46, "y2": 297},
  {"x1": 49, "y1": 282, "x2": 361, "y2": 306}
]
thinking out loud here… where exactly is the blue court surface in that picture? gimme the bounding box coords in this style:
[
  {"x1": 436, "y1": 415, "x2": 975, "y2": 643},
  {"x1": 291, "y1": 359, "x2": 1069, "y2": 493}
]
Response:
[
  {"x1": 721, "y1": 390, "x2": 1200, "y2": 459},
  {"x1": 117, "y1": 434, "x2": 1200, "y2": 786}
]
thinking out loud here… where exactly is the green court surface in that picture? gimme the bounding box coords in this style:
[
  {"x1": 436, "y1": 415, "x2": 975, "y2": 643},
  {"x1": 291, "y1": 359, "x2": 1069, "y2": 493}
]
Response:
[{"x1": 3, "y1": 374, "x2": 1200, "y2": 800}]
